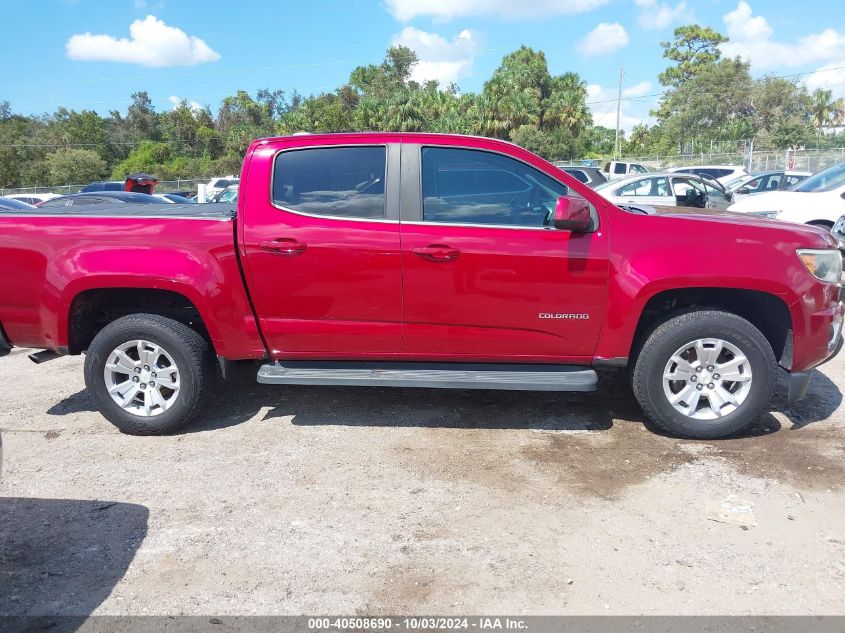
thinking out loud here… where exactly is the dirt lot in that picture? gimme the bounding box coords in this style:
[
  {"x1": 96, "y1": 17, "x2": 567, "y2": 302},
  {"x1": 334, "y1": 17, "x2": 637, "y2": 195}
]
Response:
[{"x1": 1, "y1": 348, "x2": 844, "y2": 616}]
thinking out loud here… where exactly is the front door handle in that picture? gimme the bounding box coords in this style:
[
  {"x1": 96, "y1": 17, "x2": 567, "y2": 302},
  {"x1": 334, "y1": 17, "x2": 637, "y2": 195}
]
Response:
[
  {"x1": 412, "y1": 244, "x2": 461, "y2": 262},
  {"x1": 259, "y1": 238, "x2": 307, "y2": 256}
]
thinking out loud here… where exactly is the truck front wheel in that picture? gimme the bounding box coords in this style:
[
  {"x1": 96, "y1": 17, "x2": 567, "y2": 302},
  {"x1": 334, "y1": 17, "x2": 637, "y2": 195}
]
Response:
[
  {"x1": 84, "y1": 314, "x2": 217, "y2": 435},
  {"x1": 632, "y1": 310, "x2": 777, "y2": 439}
]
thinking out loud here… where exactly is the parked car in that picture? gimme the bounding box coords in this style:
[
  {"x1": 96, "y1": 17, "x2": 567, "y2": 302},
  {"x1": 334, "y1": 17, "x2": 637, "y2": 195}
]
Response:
[
  {"x1": 0, "y1": 132, "x2": 841, "y2": 440},
  {"x1": 4, "y1": 193, "x2": 62, "y2": 206},
  {"x1": 155, "y1": 193, "x2": 198, "y2": 204},
  {"x1": 210, "y1": 184, "x2": 239, "y2": 203},
  {"x1": 81, "y1": 181, "x2": 124, "y2": 193},
  {"x1": 594, "y1": 172, "x2": 734, "y2": 210},
  {"x1": 0, "y1": 197, "x2": 36, "y2": 211},
  {"x1": 602, "y1": 160, "x2": 650, "y2": 181},
  {"x1": 557, "y1": 166, "x2": 607, "y2": 188},
  {"x1": 203, "y1": 176, "x2": 240, "y2": 200},
  {"x1": 665, "y1": 165, "x2": 749, "y2": 185},
  {"x1": 39, "y1": 192, "x2": 172, "y2": 208},
  {"x1": 728, "y1": 171, "x2": 811, "y2": 199},
  {"x1": 728, "y1": 162, "x2": 845, "y2": 228}
]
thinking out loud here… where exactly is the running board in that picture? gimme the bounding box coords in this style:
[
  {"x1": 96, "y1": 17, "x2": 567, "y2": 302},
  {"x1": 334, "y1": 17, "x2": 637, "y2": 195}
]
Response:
[{"x1": 257, "y1": 361, "x2": 598, "y2": 391}]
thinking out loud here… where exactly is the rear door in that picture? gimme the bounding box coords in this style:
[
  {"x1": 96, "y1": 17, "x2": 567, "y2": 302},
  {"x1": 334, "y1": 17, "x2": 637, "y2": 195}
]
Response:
[
  {"x1": 398, "y1": 143, "x2": 609, "y2": 361},
  {"x1": 241, "y1": 142, "x2": 403, "y2": 357}
]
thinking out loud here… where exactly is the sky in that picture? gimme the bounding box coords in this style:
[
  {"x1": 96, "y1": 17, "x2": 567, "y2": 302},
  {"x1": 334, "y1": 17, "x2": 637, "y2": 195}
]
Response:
[{"x1": 2, "y1": 0, "x2": 845, "y2": 132}]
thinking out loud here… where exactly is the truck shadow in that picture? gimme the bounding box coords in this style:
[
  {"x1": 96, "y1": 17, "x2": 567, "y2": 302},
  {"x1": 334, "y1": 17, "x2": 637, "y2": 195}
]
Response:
[
  {"x1": 194, "y1": 364, "x2": 842, "y2": 439},
  {"x1": 46, "y1": 364, "x2": 842, "y2": 439},
  {"x1": 0, "y1": 497, "x2": 148, "y2": 631}
]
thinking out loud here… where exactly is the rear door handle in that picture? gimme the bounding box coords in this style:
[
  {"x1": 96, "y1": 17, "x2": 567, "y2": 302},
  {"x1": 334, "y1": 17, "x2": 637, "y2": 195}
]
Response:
[
  {"x1": 412, "y1": 244, "x2": 461, "y2": 262},
  {"x1": 259, "y1": 238, "x2": 307, "y2": 256}
]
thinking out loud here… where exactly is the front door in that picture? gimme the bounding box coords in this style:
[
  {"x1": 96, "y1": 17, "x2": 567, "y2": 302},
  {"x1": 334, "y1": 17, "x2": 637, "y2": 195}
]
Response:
[
  {"x1": 242, "y1": 143, "x2": 403, "y2": 358},
  {"x1": 399, "y1": 145, "x2": 610, "y2": 362}
]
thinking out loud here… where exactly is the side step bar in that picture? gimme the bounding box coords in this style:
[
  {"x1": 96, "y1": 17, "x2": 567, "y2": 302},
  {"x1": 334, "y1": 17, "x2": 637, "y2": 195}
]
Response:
[{"x1": 257, "y1": 361, "x2": 597, "y2": 392}]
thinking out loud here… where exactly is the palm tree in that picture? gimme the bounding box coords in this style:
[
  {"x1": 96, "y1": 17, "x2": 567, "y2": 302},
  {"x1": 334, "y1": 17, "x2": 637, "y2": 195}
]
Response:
[
  {"x1": 832, "y1": 97, "x2": 845, "y2": 135},
  {"x1": 811, "y1": 88, "x2": 837, "y2": 136}
]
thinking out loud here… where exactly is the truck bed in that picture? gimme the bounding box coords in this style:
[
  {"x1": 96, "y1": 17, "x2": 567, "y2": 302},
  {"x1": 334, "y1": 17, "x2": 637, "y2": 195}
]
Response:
[{"x1": 0, "y1": 204, "x2": 265, "y2": 360}]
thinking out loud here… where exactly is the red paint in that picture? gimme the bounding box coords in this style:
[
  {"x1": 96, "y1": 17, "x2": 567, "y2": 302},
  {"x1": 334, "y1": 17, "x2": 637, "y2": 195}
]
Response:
[{"x1": 0, "y1": 132, "x2": 841, "y2": 375}]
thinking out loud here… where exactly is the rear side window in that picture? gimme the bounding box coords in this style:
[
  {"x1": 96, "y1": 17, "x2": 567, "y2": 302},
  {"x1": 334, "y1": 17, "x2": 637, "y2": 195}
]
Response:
[
  {"x1": 272, "y1": 146, "x2": 386, "y2": 219},
  {"x1": 614, "y1": 163, "x2": 627, "y2": 174},
  {"x1": 697, "y1": 168, "x2": 731, "y2": 179},
  {"x1": 564, "y1": 169, "x2": 589, "y2": 183}
]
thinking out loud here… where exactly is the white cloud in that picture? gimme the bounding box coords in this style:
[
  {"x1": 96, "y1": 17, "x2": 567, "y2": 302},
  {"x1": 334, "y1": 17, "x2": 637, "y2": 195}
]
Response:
[
  {"x1": 720, "y1": 1, "x2": 845, "y2": 69},
  {"x1": 66, "y1": 15, "x2": 220, "y2": 67},
  {"x1": 586, "y1": 81, "x2": 655, "y2": 132},
  {"x1": 391, "y1": 27, "x2": 478, "y2": 85},
  {"x1": 386, "y1": 0, "x2": 609, "y2": 22},
  {"x1": 805, "y1": 61, "x2": 845, "y2": 100},
  {"x1": 168, "y1": 96, "x2": 203, "y2": 113},
  {"x1": 578, "y1": 22, "x2": 629, "y2": 56},
  {"x1": 634, "y1": 0, "x2": 693, "y2": 30}
]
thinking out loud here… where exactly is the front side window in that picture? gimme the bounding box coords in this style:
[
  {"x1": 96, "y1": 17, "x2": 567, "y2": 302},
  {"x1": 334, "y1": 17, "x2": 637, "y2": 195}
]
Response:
[
  {"x1": 671, "y1": 177, "x2": 705, "y2": 197},
  {"x1": 630, "y1": 164, "x2": 648, "y2": 173},
  {"x1": 273, "y1": 146, "x2": 386, "y2": 219},
  {"x1": 421, "y1": 147, "x2": 570, "y2": 227}
]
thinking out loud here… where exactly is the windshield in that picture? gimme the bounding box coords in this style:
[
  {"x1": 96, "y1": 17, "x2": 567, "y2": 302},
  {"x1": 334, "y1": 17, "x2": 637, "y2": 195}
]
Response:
[
  {"x1": 791, "y1": 162, "x2": 845, "y2": 192},
  {"x1": 724, "y1": 174, "x2": 754, "y2": 190}
]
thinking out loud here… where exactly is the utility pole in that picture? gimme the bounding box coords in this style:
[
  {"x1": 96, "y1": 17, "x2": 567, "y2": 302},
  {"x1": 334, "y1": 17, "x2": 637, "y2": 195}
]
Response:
[{"x1": 614, "y1": 67, "x2": 625, "y2": 160}]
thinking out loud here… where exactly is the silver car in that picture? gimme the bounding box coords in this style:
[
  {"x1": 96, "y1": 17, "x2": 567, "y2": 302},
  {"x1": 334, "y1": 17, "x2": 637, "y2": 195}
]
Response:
[{"x1": 594, "y1": 172, "x2": 734, "y2": 210}]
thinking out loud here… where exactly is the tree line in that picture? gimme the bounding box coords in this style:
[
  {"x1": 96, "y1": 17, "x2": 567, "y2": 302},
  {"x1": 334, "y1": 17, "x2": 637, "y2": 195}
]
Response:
[{"x1": 2, "y1": 24, "x2": 845, "y2": 188}]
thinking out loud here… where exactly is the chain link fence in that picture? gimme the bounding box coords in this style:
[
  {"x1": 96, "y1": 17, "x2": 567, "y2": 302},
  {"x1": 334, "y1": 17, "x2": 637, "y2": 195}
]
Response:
[{"x1": 608, "y1": 147, "x2": 845, "y2": 174}]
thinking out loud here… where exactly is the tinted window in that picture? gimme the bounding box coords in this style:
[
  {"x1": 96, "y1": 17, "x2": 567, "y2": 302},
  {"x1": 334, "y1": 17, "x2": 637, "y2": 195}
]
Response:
[
  {"x1": 697, "y1": 168, "x2": 731, "y2": 179},
  {"x1": 273, "y1": 146, "x2": 386, "y2": 219},
  {"x1": 793, "y1": 162, "x2": 845, "y2": 192},
  {"x1": 614, "y1": 163, "x2": 627, "y2": 174},
  {"x1": 564, "y1": 169, "x2": 589, "y2": 184},
  {"x1": 421, "y1": 147, "x2": 570, "y2": 227}
]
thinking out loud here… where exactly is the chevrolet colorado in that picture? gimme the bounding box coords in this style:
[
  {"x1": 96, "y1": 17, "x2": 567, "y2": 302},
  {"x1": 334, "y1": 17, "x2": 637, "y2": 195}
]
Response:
[{"x1": 0, "y1": 133, "x2": 842, "y2": 439}]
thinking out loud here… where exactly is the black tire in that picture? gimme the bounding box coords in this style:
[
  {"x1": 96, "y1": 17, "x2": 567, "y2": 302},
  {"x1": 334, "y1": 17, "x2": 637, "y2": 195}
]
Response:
[
  {"x1": 84, "y1": 314, "x2": 216, "y2": 435},
  {"x1": 632, "y1": 310, "x2": 777, "y2": 439}
]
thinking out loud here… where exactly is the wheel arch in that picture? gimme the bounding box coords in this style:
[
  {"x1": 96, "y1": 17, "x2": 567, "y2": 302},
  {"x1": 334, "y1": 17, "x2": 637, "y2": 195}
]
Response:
[
  {"x1": 629, "y1": 287, "x2": 793, "y2": 368},
  {"x1": 65, "y1": 285, "x2": 221, "y2": 355}
]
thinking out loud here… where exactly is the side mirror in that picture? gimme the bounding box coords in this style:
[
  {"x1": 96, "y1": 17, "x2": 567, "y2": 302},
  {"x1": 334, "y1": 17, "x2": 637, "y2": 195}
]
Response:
[
  {"x1": 553, "y1": 196, "x2": 592, "y2": 232},
  {"x1": 737, "y1": 187, "x2": 751, "y2": 195}
]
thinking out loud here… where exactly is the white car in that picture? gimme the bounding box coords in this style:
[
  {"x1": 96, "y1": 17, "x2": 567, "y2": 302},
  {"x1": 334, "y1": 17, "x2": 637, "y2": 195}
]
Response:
[
  {"x1": 727, "y1": 162, "x2": 845, "y2": 228},
  {"x1": 594, "y1": 172, "x2": 734, "y2": 210},
  {"x1": 665, "y1": 165, "x2": 749, "y2": 185},
  {"x1": 601, "y1": 160, "x2": 650, "y2": 181},
  {"x1": 4, "y1": 193, "x2": 62, "y2": 206}
]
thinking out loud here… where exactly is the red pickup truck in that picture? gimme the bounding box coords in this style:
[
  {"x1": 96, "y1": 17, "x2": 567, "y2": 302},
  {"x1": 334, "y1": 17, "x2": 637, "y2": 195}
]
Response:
[{"x1": 0, "y1": 133, "x2": 842, "y2": 439}]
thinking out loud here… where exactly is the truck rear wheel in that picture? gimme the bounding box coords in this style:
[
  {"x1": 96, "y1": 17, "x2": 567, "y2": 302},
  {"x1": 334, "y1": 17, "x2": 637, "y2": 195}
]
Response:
[
  {"x1": 84, "y1": 314, "x2": 216, "y2": 435},
  {"x1": 632, "y1": 310, "x2": 777, "y2": 439}
]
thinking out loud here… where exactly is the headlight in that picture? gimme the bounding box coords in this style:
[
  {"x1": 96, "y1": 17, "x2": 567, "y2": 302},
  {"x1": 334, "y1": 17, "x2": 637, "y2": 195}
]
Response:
[
  {"x1": 750, "y1": 211, "x2": 780, "y2": 218},
  {"x1": 797, "y1": 249, "x2": 843, "y2": 284}
]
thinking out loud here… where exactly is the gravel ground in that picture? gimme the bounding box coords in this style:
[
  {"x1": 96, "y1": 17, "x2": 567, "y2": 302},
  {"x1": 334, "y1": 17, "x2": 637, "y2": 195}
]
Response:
[{"x1": 1, "y1": 348, "x2": 844, "y2": 616}]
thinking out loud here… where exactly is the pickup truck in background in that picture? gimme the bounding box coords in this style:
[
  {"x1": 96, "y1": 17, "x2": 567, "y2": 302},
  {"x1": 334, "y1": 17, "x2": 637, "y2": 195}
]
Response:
[{"x1": 0, "y1": 133, "x2": 842, "y2": 439}]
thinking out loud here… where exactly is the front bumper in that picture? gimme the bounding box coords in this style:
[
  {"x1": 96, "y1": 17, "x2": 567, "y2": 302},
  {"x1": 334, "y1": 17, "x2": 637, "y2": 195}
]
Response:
[{"x1": 787, "y1": 326, "x2": 843, "y2": 404}]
